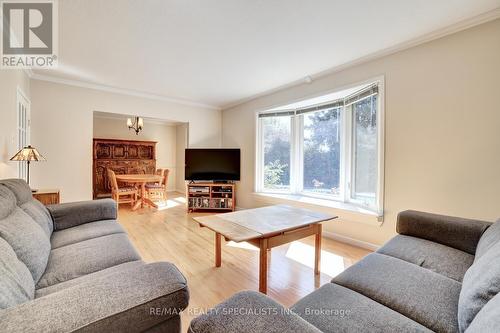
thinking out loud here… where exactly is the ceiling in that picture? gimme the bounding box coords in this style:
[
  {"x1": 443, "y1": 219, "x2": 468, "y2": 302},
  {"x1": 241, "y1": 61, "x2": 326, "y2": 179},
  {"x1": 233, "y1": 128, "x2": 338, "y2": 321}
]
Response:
[{"x1": 33, "y1": 0, "x2": 500, "y2": 109}]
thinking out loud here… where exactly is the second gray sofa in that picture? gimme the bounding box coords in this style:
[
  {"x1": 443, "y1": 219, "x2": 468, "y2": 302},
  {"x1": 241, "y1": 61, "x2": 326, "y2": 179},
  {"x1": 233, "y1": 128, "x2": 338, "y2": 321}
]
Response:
[
  {"x1": 189, "y1": 210, "x2": 500, "y2": 333},
  {"x1": 0, "y1": 179, "x2": 189, "y2": 332}
]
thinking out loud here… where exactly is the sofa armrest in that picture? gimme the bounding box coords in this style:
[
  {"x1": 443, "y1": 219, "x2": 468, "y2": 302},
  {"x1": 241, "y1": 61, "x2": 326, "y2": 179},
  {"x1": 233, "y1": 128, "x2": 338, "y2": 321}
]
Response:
[
  {"x1": 397, "y1": 210, "x2": 492, "y2": 254},
  {"x1": 47, "y1": 199, "x2": 117, "y2": 230},
  {"x1": 0, "y1": 262, "x2": 189, "y2": 332},
  {"x1": 189, "y1": 291, "x2": 321, "y2": 333}
]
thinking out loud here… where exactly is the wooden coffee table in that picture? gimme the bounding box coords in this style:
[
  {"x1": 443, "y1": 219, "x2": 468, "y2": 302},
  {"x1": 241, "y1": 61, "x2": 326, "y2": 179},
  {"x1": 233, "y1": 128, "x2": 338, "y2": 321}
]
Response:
[{"x1": 193, "y1": 204, "x2": 337, "y2": 294}]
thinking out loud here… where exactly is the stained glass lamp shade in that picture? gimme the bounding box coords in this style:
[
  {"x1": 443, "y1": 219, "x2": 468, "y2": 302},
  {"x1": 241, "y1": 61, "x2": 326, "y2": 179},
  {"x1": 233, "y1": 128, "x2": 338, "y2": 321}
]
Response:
[{"x1": 10, "y1": 145, "x2": 46, "y2": 185}]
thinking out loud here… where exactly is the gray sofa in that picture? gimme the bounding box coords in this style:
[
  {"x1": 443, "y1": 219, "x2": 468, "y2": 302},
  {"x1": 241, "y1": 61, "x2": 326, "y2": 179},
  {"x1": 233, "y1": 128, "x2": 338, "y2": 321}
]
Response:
[
  {"x1": 189, "y1": 210, "x2": 500, "y2": 333},
  {"x1": 0, "y1": 179, "x2": 189, "y2": 332}
]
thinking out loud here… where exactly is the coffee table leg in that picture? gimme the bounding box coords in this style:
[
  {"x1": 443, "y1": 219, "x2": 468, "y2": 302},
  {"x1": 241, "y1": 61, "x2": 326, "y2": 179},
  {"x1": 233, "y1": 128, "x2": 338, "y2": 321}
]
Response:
[
  {"x1": 215, "y1": 233, "x2": 222, "y2": 267},
  {"x1": 259, "y1": 238, "x2": 268, "y2": 294},
  {"x1": 314, "y1": 224, "x2": 322, "y2": 275}
]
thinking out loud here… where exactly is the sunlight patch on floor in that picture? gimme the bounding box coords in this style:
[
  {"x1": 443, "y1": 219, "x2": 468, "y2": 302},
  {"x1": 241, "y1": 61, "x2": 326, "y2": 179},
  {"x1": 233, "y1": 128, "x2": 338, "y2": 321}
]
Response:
[
  {"x1": 227, "y1": 241, "x2": 259, "y2": 251},
  {"x1": 155, "y1": 199, "x2": 181, "y2": 211},
  {"x1": 285, "y1": 241, "x2": 346, "y2": 277},
  {"x1": 173, "y1": 197, "x2": 186, "y2": 204}
]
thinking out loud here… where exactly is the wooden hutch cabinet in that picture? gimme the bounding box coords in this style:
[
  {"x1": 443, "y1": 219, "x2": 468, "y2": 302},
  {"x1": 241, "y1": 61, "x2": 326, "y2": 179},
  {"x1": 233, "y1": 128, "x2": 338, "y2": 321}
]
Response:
[{"x1": 92, "y1": 138, "x2": 157, "y2": 199}]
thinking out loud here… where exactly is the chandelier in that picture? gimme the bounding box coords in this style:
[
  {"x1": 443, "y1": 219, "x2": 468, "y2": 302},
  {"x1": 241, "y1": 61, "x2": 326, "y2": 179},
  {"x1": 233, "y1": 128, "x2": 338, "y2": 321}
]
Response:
[{"x1": 127, "y1": 116, "x2": 144, "y2": 135}]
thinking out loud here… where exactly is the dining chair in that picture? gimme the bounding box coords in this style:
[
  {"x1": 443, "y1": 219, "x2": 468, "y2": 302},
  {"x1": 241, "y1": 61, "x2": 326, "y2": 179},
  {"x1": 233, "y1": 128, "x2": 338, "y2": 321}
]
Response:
[
  {"x1": 146, "y1": 168, "x2": 169, "y2": 202},
  {"x1": 107, "y1": 169, "x2": 138, "y2": 207}
]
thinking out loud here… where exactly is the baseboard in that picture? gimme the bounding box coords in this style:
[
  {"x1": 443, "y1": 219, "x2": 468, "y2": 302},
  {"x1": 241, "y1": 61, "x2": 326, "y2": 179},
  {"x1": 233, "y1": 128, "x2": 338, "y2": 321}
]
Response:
[{"x1": 323, "y1": 231, "x2": 380, "y2": 251}]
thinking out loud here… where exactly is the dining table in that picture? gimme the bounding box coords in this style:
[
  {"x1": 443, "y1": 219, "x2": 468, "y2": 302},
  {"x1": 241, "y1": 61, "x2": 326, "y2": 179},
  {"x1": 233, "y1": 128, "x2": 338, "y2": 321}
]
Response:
[{"x1": 115, "y1": 174, "x2": 163, "y2": 211}]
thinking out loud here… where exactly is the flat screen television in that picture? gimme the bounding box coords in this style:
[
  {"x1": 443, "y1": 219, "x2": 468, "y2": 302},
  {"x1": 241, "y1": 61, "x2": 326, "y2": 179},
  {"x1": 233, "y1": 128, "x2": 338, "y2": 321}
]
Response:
[{"x1": 185, "y1": 148, "x2": 240, "y2": 181}]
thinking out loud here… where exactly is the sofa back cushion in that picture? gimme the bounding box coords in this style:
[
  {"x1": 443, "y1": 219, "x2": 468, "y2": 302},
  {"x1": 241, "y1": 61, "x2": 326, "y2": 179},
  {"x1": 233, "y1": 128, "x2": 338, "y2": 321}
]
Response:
[
  {"x1": 465, "y1": 292, "x2": 500, "y2": 332},
  {"x1": 0, "y1": 179, "x2": 53, "y2": 238},
  {"x1": 20, "y1": 200, "x2": 53, "y2": 238},
  {"x1": 458, "y1": 241, "x2": 500, "y2": 332},
  {"x1": 0, "y1": 179, "x2": 33, "y2": 206},
  {"x1": 0, "y1": 184, "x2": 16, "y2": 218},
  {"x1": 0, "y1": 237, "x2": 35, "y2": 309},
  {"x1": 0, "y1": 201, "x2": 51, "y2": 283},
  {"x1": 475, "y1": 220, "x2": 500, "y2": 260}
]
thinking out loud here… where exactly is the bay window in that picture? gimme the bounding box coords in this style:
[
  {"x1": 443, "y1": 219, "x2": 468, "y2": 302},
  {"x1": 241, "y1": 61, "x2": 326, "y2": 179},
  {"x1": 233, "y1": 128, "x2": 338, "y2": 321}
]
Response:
[
  {"x1": 261, "y1": 114, "x2": 292, "y2": 191},
  {"x1": 256, "y1": 81, "x2": 383, "y2": 214}
]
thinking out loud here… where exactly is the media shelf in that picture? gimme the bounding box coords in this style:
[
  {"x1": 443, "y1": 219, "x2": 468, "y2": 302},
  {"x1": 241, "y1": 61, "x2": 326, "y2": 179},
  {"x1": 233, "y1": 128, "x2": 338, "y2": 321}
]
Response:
[{"x1": 186, "y1": 183, "x2": 235, "y2": 213}]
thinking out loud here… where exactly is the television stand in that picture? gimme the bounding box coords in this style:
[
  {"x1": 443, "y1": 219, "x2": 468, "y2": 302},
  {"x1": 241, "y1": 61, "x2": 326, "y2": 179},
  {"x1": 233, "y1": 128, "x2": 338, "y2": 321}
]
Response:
[{"x1": 186, "y1": 182, "x2": 235, "y2": 213}]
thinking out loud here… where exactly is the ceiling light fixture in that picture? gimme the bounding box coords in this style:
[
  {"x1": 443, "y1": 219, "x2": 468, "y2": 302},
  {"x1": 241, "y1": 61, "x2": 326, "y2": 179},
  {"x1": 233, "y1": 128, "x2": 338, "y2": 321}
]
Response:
[{"x1": 127, "y1": 116, "x2": 144, "y2": 135}]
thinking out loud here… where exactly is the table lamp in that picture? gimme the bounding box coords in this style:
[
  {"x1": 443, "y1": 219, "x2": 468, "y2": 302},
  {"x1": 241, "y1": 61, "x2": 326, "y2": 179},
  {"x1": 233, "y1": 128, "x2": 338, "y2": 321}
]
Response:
[{"x1": 10, "y1": 145, "x2": 46, "y2": 189}]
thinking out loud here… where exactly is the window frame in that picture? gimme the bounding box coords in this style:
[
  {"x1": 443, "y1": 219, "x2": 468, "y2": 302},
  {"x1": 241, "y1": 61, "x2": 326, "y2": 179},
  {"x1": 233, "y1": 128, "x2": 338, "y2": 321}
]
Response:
[
  {"x1": 257, "y1": 113, "x2": 295, "y2": 193},
  {"x1": 297, "y1": 106, "x2": 344, "y2": 201},
  {"x1": 16, "y1": 87, "x2": 31, "y2": 181},
  {"x1": 255, "y1": 77, "x2": 385, "y2": 215},
  {"x1": 345, "y1": 94, "x2": 381, "y2": 210}
]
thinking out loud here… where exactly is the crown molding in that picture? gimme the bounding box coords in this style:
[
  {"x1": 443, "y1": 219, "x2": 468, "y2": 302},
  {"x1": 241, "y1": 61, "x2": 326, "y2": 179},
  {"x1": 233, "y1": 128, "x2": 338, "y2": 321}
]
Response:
[
  {"x1": 29, "y1": 73, "x2": 221, "y2": 111},
  {"x1": 221, "y1": 8, "x2": 500, "y2": 110}
]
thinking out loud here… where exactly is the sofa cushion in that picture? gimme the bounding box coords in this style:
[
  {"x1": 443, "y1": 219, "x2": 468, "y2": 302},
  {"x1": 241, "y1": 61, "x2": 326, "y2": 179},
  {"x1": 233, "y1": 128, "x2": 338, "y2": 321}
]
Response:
[
  {"x1": 291, "y1": 283, "x2": 432, "y2": 333},
  {"x1": 458, "y1": 241, "x2": 500, "y2": 332},
  {"x1": 50, "y1": 220, "x2": 125, "y2": 249},
  {"x1": 37, "y1": 233, "x2": 141, "y2": 289},
  {"x1": 190, "y1": 290, "x2": 321, "y2": 333},
  {"x1": 0, "y1": 237, "x2": 35, "y2": 309},
  {"x1": 146, "y1": 317, "x2": 181, "y2": 333},
  {"x1": 465, "y1": 292, "x2": 500, "y2": 333},
  {"x1": 47, "y1": 199, "x2": 117, "y2": 231},
  {"x1": 475, "y1": 220, "x2": 500, "y2": 260},
  {"x1": 35, "y1": 260, "x2": 143, "y2": 297},
  {"x1": 396, "y1": 210, "x2": 491, "y2": 255},
  {"x1": 332, "y1": 253, "x2": 461, "y2": 333},
  {"x1": 0, "y1": 179, "x2": 33, "y2": 205},
  {"x1": 0, "y1": 207, "x2": 51, "y2": 284},
  {"x1": 1, "y1": 262, "x2": 189, "y2": 333},
  {"x1": 21, "y1": 199, "x2": 53, "y2": 238},
  {"x1": 0, "y1": 185, "x2": 16, "y2": 220},
  {"x1": 377, "y1": 235, "x2": 474, "y2": 282}
]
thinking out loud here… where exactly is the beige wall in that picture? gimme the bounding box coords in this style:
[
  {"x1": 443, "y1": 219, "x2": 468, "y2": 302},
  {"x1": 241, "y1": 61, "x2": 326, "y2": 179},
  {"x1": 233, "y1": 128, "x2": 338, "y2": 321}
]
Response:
[
  {"x1": 93, "y1": 116, "x2": 178, "y2": 191},
  {"x1": 30, "y1": 80, "x2": 221, "y2": 202},
  {"x1": 222, "y1": 19, "x2": 500, "y2": 247},
  {"x1": 175, "y1": 123, "x2": 189, "y2": 193},
  {"x1": 0, "y1": 70, "x2": 30, "y2": 179}
]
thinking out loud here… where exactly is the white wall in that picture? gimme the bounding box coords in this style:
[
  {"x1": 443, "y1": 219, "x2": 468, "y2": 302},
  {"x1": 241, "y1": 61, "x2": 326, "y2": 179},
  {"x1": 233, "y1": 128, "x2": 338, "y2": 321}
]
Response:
[
  {"x1": 222, "y1": 19, "x2": 500, "y2": 247},
  {"x1": 0, "y1": 70, "x2": 30, "y2": 179},
  {"x1": 30, "y1": 80, "x2": 221, "y2": 202},
  {"x1": 93, "y1": 116, "x2": 179, "y2": 191}
]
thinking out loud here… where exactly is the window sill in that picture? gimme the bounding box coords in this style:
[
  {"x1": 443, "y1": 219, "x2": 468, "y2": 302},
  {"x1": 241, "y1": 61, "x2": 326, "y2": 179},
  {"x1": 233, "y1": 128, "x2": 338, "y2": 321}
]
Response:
[{"x1": 252, "y1": 192, "x2": 383, "y2": 226}]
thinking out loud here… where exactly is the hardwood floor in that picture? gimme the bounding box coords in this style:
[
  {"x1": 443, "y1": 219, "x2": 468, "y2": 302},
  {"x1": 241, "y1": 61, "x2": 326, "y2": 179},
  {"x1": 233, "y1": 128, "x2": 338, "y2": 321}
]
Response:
[{"x1": 117, "y1": 192, "x2": 371, "y2": 332}]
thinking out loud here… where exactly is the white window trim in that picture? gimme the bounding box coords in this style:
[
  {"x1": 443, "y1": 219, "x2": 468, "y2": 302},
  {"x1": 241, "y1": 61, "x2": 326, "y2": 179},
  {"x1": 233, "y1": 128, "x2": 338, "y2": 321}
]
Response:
[
  {"x1": 255, "y1": 76, "x2": 385, "y2": 217},
  {"x1": 252, "y1": 191, "x2": 382, "y2": 226},
  {"x1": 16, "y1": 87, "x2": 31, "y2": 181}
]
